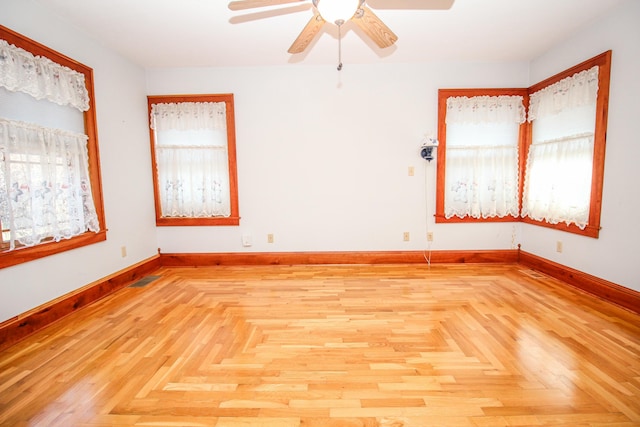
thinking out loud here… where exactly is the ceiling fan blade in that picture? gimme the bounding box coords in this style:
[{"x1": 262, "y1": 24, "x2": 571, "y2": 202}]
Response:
[
  {"x1": 288, "y1": 12, "x2": 325, "y2": 54},
  {"x1": 229, "y1": 0, "x2": 307, "y2": 11},
  {"x1": 366, "y1": 0, "x2": 454, "y2": 10},
  {"x1": 229, "y1": 3, "x2": 311, "y2": 24},
  {"x1": 352, "y1": 6, "x2": 398, "y2": 49}
]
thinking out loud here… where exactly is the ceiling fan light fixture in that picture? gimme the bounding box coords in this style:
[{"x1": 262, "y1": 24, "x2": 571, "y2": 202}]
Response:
[{"x1": 314, "y1": 0, "x2": 361, "y2": 25}]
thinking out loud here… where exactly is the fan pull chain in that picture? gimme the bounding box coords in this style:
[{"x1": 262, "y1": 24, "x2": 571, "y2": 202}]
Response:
[{"x1": 336, "y1": 20, "x2": 344, "y2": 71}]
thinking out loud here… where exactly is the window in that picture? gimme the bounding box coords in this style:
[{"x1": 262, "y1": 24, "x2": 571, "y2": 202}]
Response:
[
  {"x1": 522, "y1": 51, "x2": 611, "y2": 237},
  {"x1": 147, "y1": 94, "x2": 240, "y2": 226},
  {"x1": 436, "y1": 89, "x2": 527, "y2": 222},
  {"x1": 436, "y1": 51, "x2": 611, "y2": 238},
  {"x1": 0, "y1": 25, "x2": 105, "y2": 269}
]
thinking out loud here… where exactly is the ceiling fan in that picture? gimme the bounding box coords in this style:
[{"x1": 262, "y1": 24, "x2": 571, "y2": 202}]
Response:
[{"x1": 228, "y1": 0, "x2": 452, "y2": 59}]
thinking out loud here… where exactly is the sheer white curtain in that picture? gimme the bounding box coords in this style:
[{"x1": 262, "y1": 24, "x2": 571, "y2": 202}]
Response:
[
  {"x1": 522, "y1": 66, "x2": 599, "y2": 229},
  {"x1": 0, "y1": 38, "x2": 99, "y2": 250},
  {"x1": 445, "y1": 95, "x2": 525, "y2": 219},
  {"x1": 150, "y1": 102, "x2": 231, "y2": 218},
  {"x1": 0, "y1": 118, "x2": 100, "y2": 249}
]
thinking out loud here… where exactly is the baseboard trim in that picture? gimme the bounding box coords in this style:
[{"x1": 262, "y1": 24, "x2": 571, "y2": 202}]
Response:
[
  {"x1": 159, "y1": 249, "x2": 520, "y2": 266},
  {"x1": 0, "y1": 254, "x2": 162, "y2": 351},
  {"x1": 2, "y1": 248, "x2": 636, "y2": 351},
  {"x1": 519, "y1": 251, "x2": 639, "y2": 314}
]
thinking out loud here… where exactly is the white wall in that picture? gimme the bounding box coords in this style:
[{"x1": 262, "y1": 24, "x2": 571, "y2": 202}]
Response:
[
  {"x1": 1, "y1": 0, "x2": 636, "y2": 325},
  {"x1": 0, "y1": 0, "x2": 159, "y2": 322},
  {"x1": 522, "y1": 0, "x2": 640, "y2": 291},
  {"x1": 148, "y1": 61, "x2": 528, "y2": 255}
]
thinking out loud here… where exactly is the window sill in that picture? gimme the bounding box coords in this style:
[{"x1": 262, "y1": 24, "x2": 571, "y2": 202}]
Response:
[
  {"x1": 0, "y1": 230, "x2": 107, "y2": 269},
  {"x1": 156, "y1": 216, "x2": 241, "y2": 227},
  {"x1": 521, "y1": 217, "x2": 600, "y2": 238}
]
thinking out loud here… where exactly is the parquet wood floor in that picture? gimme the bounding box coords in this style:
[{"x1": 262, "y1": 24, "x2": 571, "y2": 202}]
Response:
[{"x1": 1, "y1": 264, "x2": 639, "y2": 426}]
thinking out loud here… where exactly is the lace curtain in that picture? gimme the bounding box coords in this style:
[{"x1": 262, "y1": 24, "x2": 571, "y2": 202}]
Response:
[
  {"x1": 0, "y1": 118, "x2": 100, "y2": 249},
  {"x1": 444, "y1": 95, "x2": 525, "y2": 219},
  {"x1": 447, "y1": 95, "x2": 526, "y2": 124},
  {"x1": 150, "y1": 102, "x2": 227, "y2": 131},
  {"x1": 151, "y1": 102, "x2": 231, "y2": 218},
  {"x1": 522, "y1": 134, "x2": 594, "y2": 228},
  {"x1": 522, "y1": 67, "x2": 599, "y2": 229},
  {"x1": 0, "y1": 39, "x2": 90, "y2": 112},
  {"x1": 528, "y1": 66, "x2": 599, "y2": 122}
]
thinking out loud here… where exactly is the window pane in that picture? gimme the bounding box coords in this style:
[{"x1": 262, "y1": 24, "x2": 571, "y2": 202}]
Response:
[
  {"x1": 0, "y1": 86, "x2": 85, "y2": 133},
  {"x1": 531, "y1": 104, "x2": 596, "y2": 143}
]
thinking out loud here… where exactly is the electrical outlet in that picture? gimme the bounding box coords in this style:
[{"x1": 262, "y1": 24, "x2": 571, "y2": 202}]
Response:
[
  {"x1": 242, "y1": 234, "x2": 252, "y2": 247},
  {"x1": 267, "y1": 233, "x2": 274, "y2": 244},
  {"x1": 556, "y1": 240, "x2": 563, "y2": 253},
  {"x1": 408, "y1": 166, "x2": 415, "y2": 176},
  {"x1": 403, "y1": 232, "x2": 410, "y2": 242},
  {"x1": 427, "y1": 232, "x2": 434, "y2": 242},
  {"x1": 120, "y1": 246, "x2": 127, "y2": 258}
]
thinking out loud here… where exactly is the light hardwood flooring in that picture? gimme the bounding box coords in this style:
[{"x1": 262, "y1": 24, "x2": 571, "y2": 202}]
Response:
[{"x1": 1, "y1": 264, "x2": 639, "y2": 426}]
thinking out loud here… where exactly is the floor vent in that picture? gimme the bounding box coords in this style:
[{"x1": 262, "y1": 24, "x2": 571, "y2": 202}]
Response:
[
  {"x1": 519, "y1": 269, "x2": 547, "y2": 280},
  {"x1": 129, "y1": 275, "x2": 161, "y2": 288}
]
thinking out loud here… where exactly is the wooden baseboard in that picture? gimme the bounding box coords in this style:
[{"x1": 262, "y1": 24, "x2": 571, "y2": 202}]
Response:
[
  {"x1": 2, "y1": 248, "x2": 635, "y2": 351},
  {"x1": 519, "y1": 251, "x2": 639, "y2": 314},
  {"x1": 159, "y1": 249, "x2": 520, "y2": 266},
  {"x1": 0, "y1": 254, "x2": 162, "y2": 351}
]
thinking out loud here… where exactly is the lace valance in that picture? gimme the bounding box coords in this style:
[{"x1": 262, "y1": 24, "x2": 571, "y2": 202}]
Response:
[
  {"x1": 446, "y1": 95, "x2": 526, "y2": 125},
  {"x1": 0, "y1": 39, "x2": 90, "y2": 112},
  {"x1": 151, "y1": 102, "x2": 227, "y2": 131},
  {"x1": 528, "y1": 66, "x2": 599, "y2": 122}
]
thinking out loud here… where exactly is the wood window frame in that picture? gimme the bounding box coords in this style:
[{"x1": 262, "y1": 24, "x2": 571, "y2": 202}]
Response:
[
  {"x1": 0, "y1": 25, "x2": 106, "y2": 269},
  {"x1": 521, "y1": 51, "x2": 611, "y2": 238},
  {"x1": 436, "y1": 51, "x2": 612, "y2": 238},
  {"x1": 147, "y1": 94, "x2": 240, "y2": 227},
  {"x1": 435, "y1": 88, "x2": 530, "y2": 224}
]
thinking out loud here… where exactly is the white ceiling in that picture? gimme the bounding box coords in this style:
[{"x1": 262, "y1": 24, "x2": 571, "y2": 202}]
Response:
[{"x1": 34, "y1": 0, "x2": 625, "y2": 69}]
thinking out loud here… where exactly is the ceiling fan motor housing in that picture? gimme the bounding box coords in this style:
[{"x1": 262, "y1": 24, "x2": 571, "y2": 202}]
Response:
[{"x1": 313, "y1": 0, "x2": 364, "y2": 24}]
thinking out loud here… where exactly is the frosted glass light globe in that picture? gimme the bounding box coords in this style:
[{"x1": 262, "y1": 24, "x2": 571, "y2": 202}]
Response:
[{"x1": 316, "y1": 0, "x2": 360, "y2": 24}]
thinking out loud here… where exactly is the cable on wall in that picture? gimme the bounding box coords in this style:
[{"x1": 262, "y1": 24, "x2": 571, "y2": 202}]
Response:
[
  {"x1": 420, "y1": 134, "x2": 438, "y2": 267},
  {"x1": 423, "y1": 162, "x2": 433, "y2": 267}
]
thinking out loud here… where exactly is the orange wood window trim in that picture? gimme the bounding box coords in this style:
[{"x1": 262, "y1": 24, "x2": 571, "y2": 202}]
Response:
[
  {"x1": 435, "y1": 88, "x2": 529, "y2": 224},
  {"x1": 155, "y1": 216, "x2": 241, "y2": 227},
  {"x1": 0, "y1": 231, "x2": 108, "y2": 269},
  {"x1": 436, "y1": 51, "x2": 612, "y2": 239},
  {"x1": 147, "y1": 94, "x2": 240, "y2": 227},
  {"x1": 0, "y1": 25, "x2": 107, "y2": 269}
]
